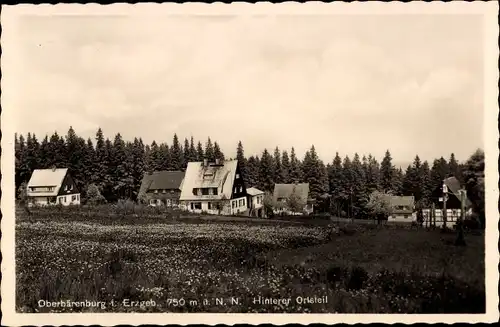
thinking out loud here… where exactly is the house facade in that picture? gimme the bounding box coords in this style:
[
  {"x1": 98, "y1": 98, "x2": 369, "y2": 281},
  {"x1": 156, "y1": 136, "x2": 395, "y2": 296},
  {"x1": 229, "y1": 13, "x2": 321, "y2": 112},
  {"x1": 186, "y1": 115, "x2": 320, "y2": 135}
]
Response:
[
  {"x1": 179, "y1": 159, "x2": 248, "y2": 215},
  {"x1": 246, "y1": 187, "x2": 265, "y2": 217},
  {"x1": 423, "y1": 176, "x2": 473, "y2": 227},
  {"x1": 139, "y1": 171, "x2": 185, "y2": 207},
  {"x1": 386, "y1": 195, "x2": 415, "y2": 223},
  {"x1": 273, "y1": 183, "x2": 314, "y2": 215},
  {"x1": 26, "y1": 168, "x2": 80, "y2": 206}
]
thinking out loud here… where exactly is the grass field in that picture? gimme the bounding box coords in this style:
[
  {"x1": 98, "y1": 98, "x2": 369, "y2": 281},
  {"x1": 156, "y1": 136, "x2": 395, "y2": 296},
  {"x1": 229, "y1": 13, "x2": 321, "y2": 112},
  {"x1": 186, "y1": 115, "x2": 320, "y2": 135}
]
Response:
[{"x1": 16, "y1": 207, "x2": 485, "y2": 313}]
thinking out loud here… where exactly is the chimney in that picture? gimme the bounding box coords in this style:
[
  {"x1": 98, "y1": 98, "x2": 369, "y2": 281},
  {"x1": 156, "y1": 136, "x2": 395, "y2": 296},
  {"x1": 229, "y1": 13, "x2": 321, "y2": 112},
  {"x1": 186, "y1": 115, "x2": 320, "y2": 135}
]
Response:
[
  {"x1": 51, "y1": 166, "x2": 57, "y2": 172},
  {"x1": 215, "y1": 158, "x2": 220, "y2": 165},
  {"x1": 203, "y1": 159, "x2": 208, "y2": 167}
]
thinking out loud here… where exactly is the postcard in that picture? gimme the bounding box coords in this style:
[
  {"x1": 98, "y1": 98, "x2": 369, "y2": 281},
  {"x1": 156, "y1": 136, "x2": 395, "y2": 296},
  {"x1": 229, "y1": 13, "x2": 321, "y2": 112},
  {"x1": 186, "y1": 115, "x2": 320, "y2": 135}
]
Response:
[{"x1": 1, "y1": 1, "x2": 498, "y2": 325}]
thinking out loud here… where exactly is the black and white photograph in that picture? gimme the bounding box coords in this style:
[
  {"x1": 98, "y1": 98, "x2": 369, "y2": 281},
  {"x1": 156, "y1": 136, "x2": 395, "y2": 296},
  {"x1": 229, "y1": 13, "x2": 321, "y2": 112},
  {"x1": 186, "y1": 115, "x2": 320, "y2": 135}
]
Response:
[{"x1": 1, "y1": 2, "x2": 498, "y2": 325}]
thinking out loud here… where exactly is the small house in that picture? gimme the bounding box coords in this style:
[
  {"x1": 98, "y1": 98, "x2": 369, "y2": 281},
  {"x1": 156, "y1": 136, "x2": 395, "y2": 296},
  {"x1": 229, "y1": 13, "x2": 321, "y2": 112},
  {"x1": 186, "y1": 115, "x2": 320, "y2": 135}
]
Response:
[
  {"x1": 26, "y1": 167, "x2": 80, "y2": 206},
  {"x1": 386, "y1": 195, "x2": 415, "y2": 222},
  {"x1": 139, "y1": 170, "x2": 185, "y2": 207},
  {"x1": 423, "y1": 176, "x2": 473, "y2": 227},
  {"x1": 246, "y1": 187, "x2": 265, "y2": 218},
  {"x1": 273, "y1": 183, "x2": 314, "y2": 215},
  {"x1": 179, "y1": 159, "x2": 248, "y2": 215}
]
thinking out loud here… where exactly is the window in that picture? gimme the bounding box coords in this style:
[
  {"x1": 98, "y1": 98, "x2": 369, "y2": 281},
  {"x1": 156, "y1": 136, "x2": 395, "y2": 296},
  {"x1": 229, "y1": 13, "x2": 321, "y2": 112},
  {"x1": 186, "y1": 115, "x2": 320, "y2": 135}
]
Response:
[
  {"x1": 236, "y1": 174, "x2": 240, "y2": 179},
  {"x1": 167, "y1": 199, "x2": 171, "y2": 206},
  {"x1": 404, "y1": 214, "x2": 409, "y2": 219},
  {"x1": 239, "y1": 186, "x2": 243, "y2": 193},
  {"x1": 192, "y1": 188, "x2": 198, "y2": 195},
  {"x1": 154, "y1": 190, "x2": 158, "y2": 194},
  {"x1": 77, "y1": 194, "x2": 80, "y2": 201},
  {"x1": 72, "y1": 195, "x2": 76, "y2": 201},
  {"x1": 202, "y1": 188, "x2": 210, "y2": 195},
  {"x1": 193, "y1": 202, "x2": 202, "y2": 210},
  {"x1": 213, "y1": 188, "x2": 218, "y2": 195},
  {"x1": 203, "y1": 173, "x2": 214, "y2": 179},
  {"x1": 208, "y1": 202, "x2": 213, "y2": 210},
  {"x1": 209, "y1": 188, "x2": 214, "y2": 195},
  {"x1": 234, "y1": 187, "x2": 237, "y2": 194},
  {"x1": 64, "y1": 185, "x2": 68, "y2": 191},
  {"x1": 232, "y1": 201, "x2": 236, "y2": 209},
  {"x1": 162, "y1": 189, "x2": 167, "y2": 194},
  {"x1": 191, "y1": 202, "x2": 194, "y2": 210},
  {"x1": 151, "y1": 199, "x2": 156, "y2": 205}
]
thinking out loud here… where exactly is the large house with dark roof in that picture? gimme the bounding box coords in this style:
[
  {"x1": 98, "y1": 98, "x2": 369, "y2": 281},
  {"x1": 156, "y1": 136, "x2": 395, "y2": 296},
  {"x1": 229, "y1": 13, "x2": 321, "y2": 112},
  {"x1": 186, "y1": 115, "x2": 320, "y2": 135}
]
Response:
[
  {"x1": 27, "y1": 167, "x2": 80, "y2": 206},
  {"x1": 179, "y1": 159, "x2": 248, "y2": 215},
  {"x1": 139, "y1": 170, "x2": 185, "y2": 207},
  {"x1": 273, "y1": 183, "x2": 314, "y2": 215},
  {"x1": 423, "y1": 176, "x2": 473, "y2": 227}
]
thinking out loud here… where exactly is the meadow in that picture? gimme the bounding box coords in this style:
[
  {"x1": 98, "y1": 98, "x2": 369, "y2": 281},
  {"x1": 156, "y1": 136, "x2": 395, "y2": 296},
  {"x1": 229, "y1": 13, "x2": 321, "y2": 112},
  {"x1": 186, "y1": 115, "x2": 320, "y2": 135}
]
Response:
[{"x1": 16, "y1": 205, "x2": 485, "y2": 313}]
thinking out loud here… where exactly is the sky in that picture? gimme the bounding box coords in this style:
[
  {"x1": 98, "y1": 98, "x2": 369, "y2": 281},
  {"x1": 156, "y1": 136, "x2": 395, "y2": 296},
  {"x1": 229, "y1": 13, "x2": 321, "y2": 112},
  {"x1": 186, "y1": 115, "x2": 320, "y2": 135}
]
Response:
[{"x1": 10, "y1": 13, "x2": 484, "y2": 165}]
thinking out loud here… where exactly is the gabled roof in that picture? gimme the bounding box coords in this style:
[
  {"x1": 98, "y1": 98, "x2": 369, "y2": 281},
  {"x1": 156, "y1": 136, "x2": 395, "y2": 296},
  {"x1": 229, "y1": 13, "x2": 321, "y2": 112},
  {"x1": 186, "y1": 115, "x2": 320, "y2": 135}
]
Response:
[
  {"x1": 385, "y1": 195, "x2": 415, "y2": 213},
  {"x1": 180, "y1": 160, "x2": 239, "y2": 201},
  {"x1": 386, "y1": 195, "x2": 415, "y2": 207},
  {"x1": 273, "y1": 183, "x2": 310, "y2": 203},
  {"x1": 140, "y1": 171, "x2": 185, "y2": 194},
  {"x1": 443, "y1": 176, "x2": 473, "y2": 207},
  {"x1": 247, "y1": 187, "x2": 264, "y2": 196},
  {"x1": 27, "y1": 168, "x2": 68, "y2": 197},
  {"x1": 430, "y1": 176, "x2": 472, "y2": 208}
]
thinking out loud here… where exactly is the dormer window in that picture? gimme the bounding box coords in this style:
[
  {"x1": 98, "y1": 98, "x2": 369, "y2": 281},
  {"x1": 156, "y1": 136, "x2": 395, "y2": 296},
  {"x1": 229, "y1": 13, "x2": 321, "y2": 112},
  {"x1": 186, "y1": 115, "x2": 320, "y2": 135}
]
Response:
[
  {"x1": 162, "y1": 189, "x2": 166, "y2": 193},
  {"x1": 203, "y1": 172, "x2": 214, "y2": 179},
  {"x1": 154, "y1": 190, "x2": 158, "y2": 194}
]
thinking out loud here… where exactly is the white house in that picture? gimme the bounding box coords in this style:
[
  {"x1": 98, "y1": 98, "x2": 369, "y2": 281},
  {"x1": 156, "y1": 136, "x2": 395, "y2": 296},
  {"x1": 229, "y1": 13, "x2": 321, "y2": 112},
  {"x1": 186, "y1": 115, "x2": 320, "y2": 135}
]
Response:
[
  {"x1": 386, "y1": 195, "x2": 416, "y2": 223},
  {"x1": 26, "y1": 168, "x2": 81, "y2": 207},
  {"x1": 246, "y1": 187, "x2": 265, "y2": 217},
  {"x1": 179, "y1": 159, "x2": 248, "y2": 215}
]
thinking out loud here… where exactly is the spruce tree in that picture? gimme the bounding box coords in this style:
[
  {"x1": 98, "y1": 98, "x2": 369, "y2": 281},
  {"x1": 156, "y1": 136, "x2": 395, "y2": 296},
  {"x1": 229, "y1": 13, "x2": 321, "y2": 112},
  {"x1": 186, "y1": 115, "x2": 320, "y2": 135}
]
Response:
[
  {"x1": 342, "y1": 155, "x2": 354, "y2": 217},
  {"x1": 189, "y1": 137, "x2": 197, "y2": 163},
  {"x1": 213, "y1": 141, "x2": 225, "y2": 161},
  {"x1": 351, "y1": 153, "x2": 368, "y2": 217},
  {"x1": 205, "y1": 138, "x2": 215, "y2": 161},
  {"x1": 380, "y1": 150, "x2": 395, "y2": 193},
  {"x1": 196, "y1": 141, "x2": 204, "y2": 161},
  {"x1": 184, "y1": 138, "x2": 191, "y2": 166},
  {"x1": 289, "y1": 147, "x2": 302, "y2": 183},
  {"x1": 328, "y1": 152, "x2": 344, "y2": 216},
  {"x1": 159, "y1": 143, "x2": 171, "y2": 170},
  {"x1": 302, "y1": 145, "x2": 327, "y2": 200},
  {"x1": 236, "y1": 141, "x2": 248, "y2": 185},
  {"x1": 170, "y1": 134, "x2": 183, "y2": 170},
  {"x1": 273, "y1": 147, "x2": 284, "y2": 184},
  {"x1": 281, "y1": 150, "x2": 291, "y2": 184},
  {"x1": 93, "y1": 128, "x2": 108, "y2": 189},
  {"x1": 420, "y1": 160, "x2": 432, "y2": 202},
  {"x1": 246, "y1": 155, "x2": 259, "y2": 188},
  {"x1": 259, "y1": 149, "x2": 274, "y2": 192},
  {"x1": 65, "y1": 127, "x2": 86, "y2": 192},
  {"x1": 430, "y1": 157, "x2": 450, "y2": 191}
]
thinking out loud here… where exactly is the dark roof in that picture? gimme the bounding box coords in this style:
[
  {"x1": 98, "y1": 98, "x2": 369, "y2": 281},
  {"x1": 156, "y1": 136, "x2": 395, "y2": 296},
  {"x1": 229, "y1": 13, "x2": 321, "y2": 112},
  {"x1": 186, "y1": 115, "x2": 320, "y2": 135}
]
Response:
[
  {"x1": 385, "y1": 195, "x2": 415, "y2": 207},
  {"x1": 432, "y1": 176, "x2": 472, "y2": 207},
  {"x1": 140, "y1": 171, "x2": 185, "y2": 193}
]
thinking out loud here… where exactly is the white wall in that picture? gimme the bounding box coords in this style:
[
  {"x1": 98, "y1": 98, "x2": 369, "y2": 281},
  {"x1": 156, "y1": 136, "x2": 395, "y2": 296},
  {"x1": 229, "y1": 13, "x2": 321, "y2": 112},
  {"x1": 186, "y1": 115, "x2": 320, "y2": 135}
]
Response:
[
  {"x1": 28, "y1": 194, "x2": 80, "y2": 207},
  {"x1": 388, "y1": 212, "x2": 416, "y2": 223},
  {"x1": 182, "y1": 198, "x2": 247, "y2": 215},
  {"x1": 422, "y1": 209, "x2": 466, "y2": 227},
  {"x1": 251, "y1": 194, "x2": 264, "y2": 209}
]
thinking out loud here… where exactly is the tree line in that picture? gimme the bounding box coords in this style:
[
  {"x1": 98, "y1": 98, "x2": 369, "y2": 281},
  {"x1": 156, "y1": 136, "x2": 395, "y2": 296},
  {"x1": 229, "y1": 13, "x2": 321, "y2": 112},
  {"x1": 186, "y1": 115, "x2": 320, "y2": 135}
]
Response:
[{"x1": 15, "y1": 126, "x2": 485, "y2": 220}]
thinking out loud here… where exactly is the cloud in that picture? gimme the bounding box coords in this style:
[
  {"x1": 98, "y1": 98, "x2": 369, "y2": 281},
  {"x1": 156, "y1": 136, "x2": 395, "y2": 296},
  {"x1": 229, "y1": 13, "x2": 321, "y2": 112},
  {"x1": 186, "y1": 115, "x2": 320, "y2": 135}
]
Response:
[{"x1": 10, "y1": 13, "x2": 484, "y2": 162}]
